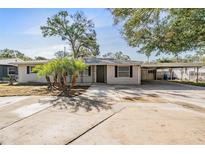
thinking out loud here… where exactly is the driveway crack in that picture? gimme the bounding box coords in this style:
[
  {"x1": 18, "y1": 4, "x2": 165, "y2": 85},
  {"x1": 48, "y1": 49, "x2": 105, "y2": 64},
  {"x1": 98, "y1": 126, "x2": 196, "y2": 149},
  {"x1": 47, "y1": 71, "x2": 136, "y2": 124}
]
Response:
[
  {"x1": 0, "y1": 105, "x2": 53, "y2": 131},
  {"x1": 65, "y1": 106, "x2": 127, "y2": 145}
]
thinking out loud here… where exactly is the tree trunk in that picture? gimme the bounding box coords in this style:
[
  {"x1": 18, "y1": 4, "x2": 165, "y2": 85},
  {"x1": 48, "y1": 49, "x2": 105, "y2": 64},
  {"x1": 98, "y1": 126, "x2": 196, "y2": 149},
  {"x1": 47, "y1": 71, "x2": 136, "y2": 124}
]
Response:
[
  {"x1": 63, "y1": 75, "x2": 67, "y2": 86},
  {"x1": 55, "y1": 74, "x2": 63, "y2": 90},
  {"x1": 62, "y1": 74, "x2": 69, "y2": 95},
  {"x1": 45, "y1": 75, "x2": 52, "y2": 91},
  {"x1": 68, "y1": 73, "x2": 78, "y2": 96},
  {"x1": 51, "y1": 73, "x2": 59, "y2": 90},
  {"x1": 71, "y1": 73, "x2": 78, "y2": 88},
  {"x1": 54, "y1": 73, "x2": 58, "y2": 83}
]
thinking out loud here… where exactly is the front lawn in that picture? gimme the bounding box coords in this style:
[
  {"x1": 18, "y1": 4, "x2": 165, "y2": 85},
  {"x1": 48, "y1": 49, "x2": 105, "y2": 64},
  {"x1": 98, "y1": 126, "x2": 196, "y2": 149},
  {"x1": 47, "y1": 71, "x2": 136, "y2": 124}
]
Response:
[
  {"x1": 0, "y1": 82, "x2": 89, "y2": 97},
  {"x1": 170, "y1": 80, "x2": 205, "y2": 87}
]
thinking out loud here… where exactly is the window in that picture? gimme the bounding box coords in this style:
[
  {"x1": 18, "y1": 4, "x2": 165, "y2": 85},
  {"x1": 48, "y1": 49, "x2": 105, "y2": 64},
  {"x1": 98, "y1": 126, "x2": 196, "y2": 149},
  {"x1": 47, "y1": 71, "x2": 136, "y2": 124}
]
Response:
[
  {"x1": 26, "y1": 66, "x2": 37, "y2": 74},
  {"x1": 82, "y1": 66, "x2": 91, "y2": 76},
  {"x1": 30, "y1": 66, "x2": 37, "y2": 73},
  {"x1": 8, "y1": 67, "x2": 16, "y2": 75},
  {"x1": 83, "y1": 69, "x2": 89, "y2": 76},
  {"x1": 118, "y1": 66, "x2": 130, "y2": 77}
]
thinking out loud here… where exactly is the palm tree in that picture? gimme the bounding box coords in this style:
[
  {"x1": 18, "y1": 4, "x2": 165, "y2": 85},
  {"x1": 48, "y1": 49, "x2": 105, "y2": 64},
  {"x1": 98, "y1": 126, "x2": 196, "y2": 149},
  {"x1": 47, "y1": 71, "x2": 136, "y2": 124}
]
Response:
[
  {"x1": 69, "y1": 59, "x2": 88, "y2": 88},
  {"x1": 34, "y1": 58, "x2": 87, "y2": 96},
  {"x1": 33, "y1": 64, "x2": 53, "y2": 91}
]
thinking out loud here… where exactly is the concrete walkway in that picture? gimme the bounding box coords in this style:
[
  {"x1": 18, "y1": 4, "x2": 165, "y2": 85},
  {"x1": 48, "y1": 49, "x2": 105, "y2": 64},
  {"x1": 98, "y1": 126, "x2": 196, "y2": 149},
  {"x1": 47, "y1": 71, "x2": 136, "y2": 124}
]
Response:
[{"x1": 0, "y1": 81, "x2": 205, "y2": 144}]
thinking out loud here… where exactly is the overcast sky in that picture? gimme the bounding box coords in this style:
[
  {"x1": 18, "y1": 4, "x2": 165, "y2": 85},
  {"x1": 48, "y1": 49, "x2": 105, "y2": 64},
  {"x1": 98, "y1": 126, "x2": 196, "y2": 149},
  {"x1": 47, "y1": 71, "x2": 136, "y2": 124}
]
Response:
[{"x1": 0, "y1": 8, "x2": 190, "y2": 61}]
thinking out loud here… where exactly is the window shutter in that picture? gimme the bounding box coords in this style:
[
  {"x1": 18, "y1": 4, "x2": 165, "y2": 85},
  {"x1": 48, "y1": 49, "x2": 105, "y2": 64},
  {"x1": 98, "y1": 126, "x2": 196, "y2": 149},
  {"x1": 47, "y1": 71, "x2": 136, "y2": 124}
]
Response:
[
  {"x1": 88, "y1": 66, "x2": 91, "y2": 76},
  {"x1": 27, "y1": 66, "x2": 30, "y2": 74},
  {"x1": 130, "y1": 66, "x2": 133, "y2": 78},
  {"x1": 115, "y1": 66, "x2": 118, "y2": 77}
]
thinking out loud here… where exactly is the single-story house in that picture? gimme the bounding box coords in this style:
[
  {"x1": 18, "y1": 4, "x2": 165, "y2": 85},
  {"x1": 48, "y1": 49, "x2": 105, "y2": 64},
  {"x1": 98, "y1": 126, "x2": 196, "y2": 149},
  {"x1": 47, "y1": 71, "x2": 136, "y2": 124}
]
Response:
[
  {"x1": 0, "y1": 58, "x2": 23, "y2": 81},
  {"x1": 12, "y1": 58, "x2": 142, "y2": 85},
  {"x1": 11, "y1": 58, "x2": 205, "y2": 85}
]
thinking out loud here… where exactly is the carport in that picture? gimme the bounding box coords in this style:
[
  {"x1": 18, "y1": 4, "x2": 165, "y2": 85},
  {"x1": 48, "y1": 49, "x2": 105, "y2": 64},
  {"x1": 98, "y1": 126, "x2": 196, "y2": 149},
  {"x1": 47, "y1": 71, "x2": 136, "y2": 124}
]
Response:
[{"x1": 141, "y1": 63, "x2": 205, "y2": 82}]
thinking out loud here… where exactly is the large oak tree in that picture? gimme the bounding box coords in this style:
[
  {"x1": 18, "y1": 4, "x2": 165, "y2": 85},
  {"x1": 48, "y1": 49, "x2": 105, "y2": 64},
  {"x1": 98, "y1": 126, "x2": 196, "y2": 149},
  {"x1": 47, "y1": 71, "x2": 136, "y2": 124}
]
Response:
[
  {"x1": 110, "y1": 9, "x2": 205, "y2": 58},
  {"x1": 41, "y1": 11, "x2": 100, "y2": 58}
]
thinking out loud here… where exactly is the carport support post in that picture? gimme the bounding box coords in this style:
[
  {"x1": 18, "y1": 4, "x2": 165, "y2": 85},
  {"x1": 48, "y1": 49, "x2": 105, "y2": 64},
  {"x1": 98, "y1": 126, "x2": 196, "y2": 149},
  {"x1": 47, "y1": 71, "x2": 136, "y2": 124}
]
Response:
[
  {"x1": 169, "y1": 68, "x2": 173, "y2": 80},
  {"x1": 196, "y1": 67, "x2": 199, "y2": 83},
  {"x1": 181, "y1": 68, "x2": 183, "y2": 81},
  {"x1": 155, "y1": 69, "x2": 157, "y2": 80}
]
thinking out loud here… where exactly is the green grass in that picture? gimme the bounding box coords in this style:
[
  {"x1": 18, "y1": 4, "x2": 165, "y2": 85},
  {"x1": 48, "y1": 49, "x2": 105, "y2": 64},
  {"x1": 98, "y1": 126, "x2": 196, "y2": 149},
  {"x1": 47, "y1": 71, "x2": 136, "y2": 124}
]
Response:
[{"x1": 170, "y1": 80, "x2": 205, "y2": 87}]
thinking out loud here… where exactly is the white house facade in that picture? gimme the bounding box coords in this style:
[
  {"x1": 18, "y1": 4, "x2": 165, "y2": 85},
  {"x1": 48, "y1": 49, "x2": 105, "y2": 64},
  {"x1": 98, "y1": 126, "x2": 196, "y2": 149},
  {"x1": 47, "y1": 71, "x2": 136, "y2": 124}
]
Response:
[
  {"x1": 11, "y1": 58, "x2": 205, "y2": 85},
  {"x1": 13, "y1": 58, "x2": 142, "y2": 85}
]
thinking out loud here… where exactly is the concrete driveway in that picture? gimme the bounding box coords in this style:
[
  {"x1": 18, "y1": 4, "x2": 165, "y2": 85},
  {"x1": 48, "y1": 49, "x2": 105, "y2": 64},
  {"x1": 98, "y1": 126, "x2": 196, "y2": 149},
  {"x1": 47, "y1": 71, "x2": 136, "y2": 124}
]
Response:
[{"x1": 0, "y1": 81, "x2": 205, "y2": 144}]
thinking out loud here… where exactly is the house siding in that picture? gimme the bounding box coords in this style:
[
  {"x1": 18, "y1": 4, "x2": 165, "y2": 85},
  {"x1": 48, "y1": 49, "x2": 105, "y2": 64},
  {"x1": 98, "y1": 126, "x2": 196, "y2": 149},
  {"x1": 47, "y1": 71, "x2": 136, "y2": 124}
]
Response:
[
  {"x1": 18, "y1": 64, "x2": 94, "y2": 85},
  {"x1": 66, "y1": 65, "x2": 94, "y2": 85},
  {"x1": 18, "y1": 65, "x2": 47, "y2": 83},
  {"x1": 107, "y1": 65, "x2": 141, "y2": 85},
  {"x1": 17, "y1": 64, "x2": 141, "y2": 85}
]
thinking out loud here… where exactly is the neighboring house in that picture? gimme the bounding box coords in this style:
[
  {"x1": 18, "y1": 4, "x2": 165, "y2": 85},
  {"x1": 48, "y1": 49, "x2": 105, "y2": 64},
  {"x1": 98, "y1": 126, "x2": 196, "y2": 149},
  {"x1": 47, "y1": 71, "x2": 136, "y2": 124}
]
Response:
[
  {"x1": 13, "y1": 58, "x2": 142, "y2": 85},
  {"x1": 0, "y1": 58, "x2": 23, "y2": 81}
]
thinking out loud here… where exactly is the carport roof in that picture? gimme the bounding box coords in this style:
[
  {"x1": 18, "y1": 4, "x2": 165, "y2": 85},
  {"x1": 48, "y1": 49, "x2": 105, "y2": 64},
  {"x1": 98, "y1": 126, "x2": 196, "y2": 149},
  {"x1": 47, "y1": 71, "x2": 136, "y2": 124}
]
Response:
[{"x1": 141, "y1": 63, "x2": 205, "y2": 68}]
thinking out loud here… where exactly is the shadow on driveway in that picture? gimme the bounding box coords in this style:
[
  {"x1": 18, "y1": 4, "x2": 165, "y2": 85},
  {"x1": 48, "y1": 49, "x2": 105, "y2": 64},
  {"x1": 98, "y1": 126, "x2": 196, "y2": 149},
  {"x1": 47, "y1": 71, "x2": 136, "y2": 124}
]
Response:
[{"x1": 41, "y1": 95, "x2": 112, "y2": 113}]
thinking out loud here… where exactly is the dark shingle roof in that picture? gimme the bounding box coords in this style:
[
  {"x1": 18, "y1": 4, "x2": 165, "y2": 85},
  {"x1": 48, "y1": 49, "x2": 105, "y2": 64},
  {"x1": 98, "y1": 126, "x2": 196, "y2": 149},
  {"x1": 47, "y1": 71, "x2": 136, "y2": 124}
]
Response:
[
  {"x1": 11, "y1": 57, "x2": 142, "y2": 66},
  {"x1": 84, "y1": 57, "x2": 141, "y2": 65}
]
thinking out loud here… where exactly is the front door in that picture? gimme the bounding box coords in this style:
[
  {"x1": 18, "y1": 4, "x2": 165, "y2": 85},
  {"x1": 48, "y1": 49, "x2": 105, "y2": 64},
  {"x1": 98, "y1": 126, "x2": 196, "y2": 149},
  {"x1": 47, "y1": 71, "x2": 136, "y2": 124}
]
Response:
[{"x1": 96, "y1": 65, "x2": 105, "y2": 83}]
